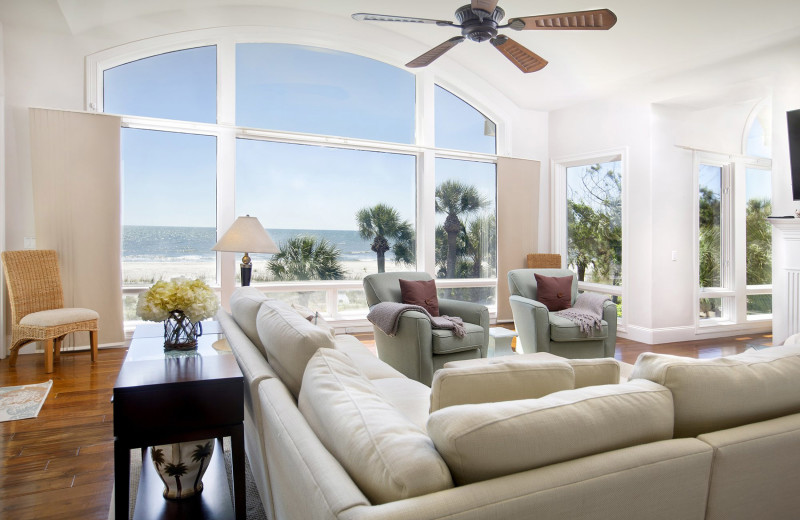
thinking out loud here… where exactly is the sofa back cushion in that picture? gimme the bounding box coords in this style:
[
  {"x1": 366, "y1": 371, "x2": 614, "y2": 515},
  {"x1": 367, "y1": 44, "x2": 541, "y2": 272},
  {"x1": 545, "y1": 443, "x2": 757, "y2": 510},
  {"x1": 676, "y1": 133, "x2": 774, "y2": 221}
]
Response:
[
  {"x1": 229, "y1": 287, "x2": 271, "y2": 356},
  {"x1": 427, "y1": 380, "x2": 674, "y2": 485},
  {"x1": 299, "y1": 349, "x2": 453, "y2": 504},
  {"x1": 256, "y1": 300, "x2": 335, "y2": 399},
  {"x1": 631, "y1": 345, "x2": 800, "y2": 437},
  {"x1": 430, "y1": 360, "x2": 575, "y2": 412}
]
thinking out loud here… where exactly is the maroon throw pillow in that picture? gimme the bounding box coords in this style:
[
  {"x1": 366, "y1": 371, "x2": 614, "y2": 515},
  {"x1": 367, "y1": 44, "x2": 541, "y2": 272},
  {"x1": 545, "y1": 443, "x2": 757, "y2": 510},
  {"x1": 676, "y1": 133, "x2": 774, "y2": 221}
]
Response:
[
  {"x1": 399, "y1": 279, "x2": 440, "y2": 317},
  {"x1": 534, "y1": 274, "x2": 573, "y2": 311}
]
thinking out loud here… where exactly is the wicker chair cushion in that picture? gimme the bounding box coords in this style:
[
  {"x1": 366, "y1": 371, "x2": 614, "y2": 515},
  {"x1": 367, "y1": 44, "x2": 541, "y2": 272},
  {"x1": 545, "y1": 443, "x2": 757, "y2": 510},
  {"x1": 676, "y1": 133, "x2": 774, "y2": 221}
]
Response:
[{"x1": 20, "y1": 308, "x2": 99, "y2": 327}]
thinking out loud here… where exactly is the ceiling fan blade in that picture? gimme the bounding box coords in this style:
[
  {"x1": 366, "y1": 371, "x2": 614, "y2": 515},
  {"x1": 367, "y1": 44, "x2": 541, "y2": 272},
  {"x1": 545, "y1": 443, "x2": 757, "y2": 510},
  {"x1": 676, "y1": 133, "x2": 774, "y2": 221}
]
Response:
[
  {"x1": 352, "y1": 13, "x2": 455, "y2": 26},
  {"x1": 508, "y1": 9, "x2": 617, "y2": 31},
  {"x1": 471, "y1": 0, "x2": 499, "y2": 18},
  {"x1": 406, "y1": 37, "x2": 466, "y2": 68},
  {"x1": 490, "y1": 35, "x2": 548, "y2": 73}
]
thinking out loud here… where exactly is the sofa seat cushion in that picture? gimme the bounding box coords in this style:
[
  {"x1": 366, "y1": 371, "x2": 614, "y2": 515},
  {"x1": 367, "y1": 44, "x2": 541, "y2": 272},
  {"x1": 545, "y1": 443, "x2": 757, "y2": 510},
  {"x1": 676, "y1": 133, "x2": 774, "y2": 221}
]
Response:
[
  {"x1": 430, "y1": 359, "x2": 575, "y2": 412},
  {"x1": 372, "y1": 377, "x2": 432, "y2": 431},
  {"x1": 299, "y1": 349, "x2": 453, "y2": 504},
  {"x1": 549, "y1": 313, "x2": 608, "y2": 342},
  {"x1": 228, "y1": 287, "x2": 271, "y2": 356},
  {"x1": 631, "y1": 344, "x2": 800, "y2": 438},
  {"x1": 432, "y1": 322, "x2": 486, "y2": 354},
  {"x1": 427, "y1": 380, "x2": 674, "y2": 485},
  {"x1": 256, "y1": 300, "x2": 336, "y2": 399},
  {"x1": 334, "y1": 334, "x2": 405, "y2": 380}
]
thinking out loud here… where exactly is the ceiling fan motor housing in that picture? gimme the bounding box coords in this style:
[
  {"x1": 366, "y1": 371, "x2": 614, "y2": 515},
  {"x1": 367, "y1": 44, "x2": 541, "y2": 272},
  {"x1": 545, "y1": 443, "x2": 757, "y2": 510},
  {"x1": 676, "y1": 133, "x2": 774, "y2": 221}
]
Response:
[{"x1": 456, "y1": 4, "x2": 505, "y2": 42}]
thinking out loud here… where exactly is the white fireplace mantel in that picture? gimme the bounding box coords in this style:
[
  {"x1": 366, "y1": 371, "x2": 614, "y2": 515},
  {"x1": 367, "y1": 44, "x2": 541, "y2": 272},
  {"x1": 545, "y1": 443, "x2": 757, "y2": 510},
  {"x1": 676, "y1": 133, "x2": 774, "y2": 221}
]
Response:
[{"x1": 770, "y1": 218, "x2": 800, "y2": 344}]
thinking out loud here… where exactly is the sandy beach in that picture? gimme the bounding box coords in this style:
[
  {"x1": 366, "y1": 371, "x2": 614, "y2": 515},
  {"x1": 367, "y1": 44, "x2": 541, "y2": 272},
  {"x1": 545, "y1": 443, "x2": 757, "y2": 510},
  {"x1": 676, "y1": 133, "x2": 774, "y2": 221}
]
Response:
[{"x1": 122, "y1": 258, "x2": 403, "y2": 286}]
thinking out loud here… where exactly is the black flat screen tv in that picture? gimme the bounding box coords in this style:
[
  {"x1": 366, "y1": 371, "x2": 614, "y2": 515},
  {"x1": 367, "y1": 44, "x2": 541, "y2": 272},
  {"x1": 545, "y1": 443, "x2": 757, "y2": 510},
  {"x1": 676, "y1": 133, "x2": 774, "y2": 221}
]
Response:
[{"x1": 789, "y1": 109, "x2": 800, "y2": 200}]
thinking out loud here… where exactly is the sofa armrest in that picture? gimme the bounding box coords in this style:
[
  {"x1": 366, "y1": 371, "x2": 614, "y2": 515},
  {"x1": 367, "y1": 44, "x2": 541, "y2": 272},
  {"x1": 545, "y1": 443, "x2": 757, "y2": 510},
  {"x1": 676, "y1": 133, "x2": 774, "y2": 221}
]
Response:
[{"x1": 509, "y1": 295, "x2": 550, "y2": 354}]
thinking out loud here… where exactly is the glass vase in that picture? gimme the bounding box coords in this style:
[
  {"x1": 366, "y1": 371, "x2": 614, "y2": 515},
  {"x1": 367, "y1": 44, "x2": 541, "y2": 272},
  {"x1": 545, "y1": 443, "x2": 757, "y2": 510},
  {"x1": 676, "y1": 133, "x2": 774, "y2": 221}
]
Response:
[{"x1": 163, "y1": 310, "x2": 203, "y2": 350}]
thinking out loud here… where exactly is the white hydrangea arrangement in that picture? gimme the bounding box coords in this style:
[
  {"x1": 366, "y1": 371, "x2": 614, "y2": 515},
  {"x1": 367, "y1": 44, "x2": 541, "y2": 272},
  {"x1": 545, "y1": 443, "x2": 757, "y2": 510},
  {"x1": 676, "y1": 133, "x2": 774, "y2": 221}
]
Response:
[{"x1": 136, "y1": 277, "x2": 220, "y2": 323}]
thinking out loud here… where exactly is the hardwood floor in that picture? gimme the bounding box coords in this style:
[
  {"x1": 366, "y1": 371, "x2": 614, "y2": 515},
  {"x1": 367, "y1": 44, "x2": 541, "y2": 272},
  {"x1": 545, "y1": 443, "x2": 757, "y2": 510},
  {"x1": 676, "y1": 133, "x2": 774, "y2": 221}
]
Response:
[{"x1": 0, "y1": 330, "x2": 773, "y2": 519}]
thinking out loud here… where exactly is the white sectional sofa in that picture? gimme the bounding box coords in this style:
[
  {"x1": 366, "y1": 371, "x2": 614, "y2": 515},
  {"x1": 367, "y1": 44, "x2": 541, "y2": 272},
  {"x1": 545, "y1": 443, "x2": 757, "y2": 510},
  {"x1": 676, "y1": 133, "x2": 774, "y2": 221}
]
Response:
[{"x1": 219, "y1": 287, "x2": 800, "y2": 520}]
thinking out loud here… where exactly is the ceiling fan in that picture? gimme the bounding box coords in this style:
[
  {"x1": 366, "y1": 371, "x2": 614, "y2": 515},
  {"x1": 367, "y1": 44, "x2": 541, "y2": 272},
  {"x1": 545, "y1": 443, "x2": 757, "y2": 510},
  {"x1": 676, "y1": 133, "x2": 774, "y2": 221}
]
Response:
[{"x1": 352, "y1": 0, "x2": 617, "y2": 73}]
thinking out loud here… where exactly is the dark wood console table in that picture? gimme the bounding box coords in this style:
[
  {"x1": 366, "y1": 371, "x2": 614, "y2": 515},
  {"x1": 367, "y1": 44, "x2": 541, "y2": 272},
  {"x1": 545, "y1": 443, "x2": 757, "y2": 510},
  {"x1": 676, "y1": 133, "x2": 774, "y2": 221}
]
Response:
[{"x1": 113, "y1": 323, "x2": 244, "y2": 519}]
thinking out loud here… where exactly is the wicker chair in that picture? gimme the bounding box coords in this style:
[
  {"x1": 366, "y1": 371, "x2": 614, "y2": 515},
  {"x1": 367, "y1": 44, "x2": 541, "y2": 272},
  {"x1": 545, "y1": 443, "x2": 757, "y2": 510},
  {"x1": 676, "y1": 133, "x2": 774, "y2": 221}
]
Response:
[{"x1": 1, "y1": 250, "x2": 99, "y2": 373}]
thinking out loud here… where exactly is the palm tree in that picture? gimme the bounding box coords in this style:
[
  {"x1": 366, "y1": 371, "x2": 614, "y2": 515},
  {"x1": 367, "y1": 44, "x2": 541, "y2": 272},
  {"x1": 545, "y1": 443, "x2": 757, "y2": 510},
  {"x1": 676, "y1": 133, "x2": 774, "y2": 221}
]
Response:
[
  {"x1": 355, "y1": 203, "x2": 415, "y2": 273},
  {"x1": 164, "y1": 461, "x2": 188, "y2": 498},
  {"x1": 191, "y1": 441, "x2": 213, "y2": 493},
  {"x1": 268, "y1": 235, "x2": 346, "y2": 282},
  {"x1": 435, "y1": 180, "x2": 489, "y2": 278},
  {"x1": 151, "y1": 447, "x2": 170, "y2": 496}
]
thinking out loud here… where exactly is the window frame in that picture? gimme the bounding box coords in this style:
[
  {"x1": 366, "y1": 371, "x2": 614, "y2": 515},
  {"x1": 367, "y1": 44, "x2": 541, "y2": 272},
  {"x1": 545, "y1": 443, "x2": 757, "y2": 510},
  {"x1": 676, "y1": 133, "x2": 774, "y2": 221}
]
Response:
[
  {"x1": 86, "y1": 29, "x2": 505, "y2": 326},
  {"x1": 551, "y1": 148, "x2": 629, "y2": 332},
  {"x1": 693, "y1": 151, "x2": 773, "y2": 330}
]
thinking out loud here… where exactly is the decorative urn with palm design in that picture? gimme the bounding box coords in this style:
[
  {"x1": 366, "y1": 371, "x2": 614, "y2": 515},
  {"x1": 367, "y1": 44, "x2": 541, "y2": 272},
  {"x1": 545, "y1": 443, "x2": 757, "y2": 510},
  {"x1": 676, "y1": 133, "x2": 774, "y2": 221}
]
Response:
[{"x1": 151, "y1": 440, "x2": 215, "y2": 499}]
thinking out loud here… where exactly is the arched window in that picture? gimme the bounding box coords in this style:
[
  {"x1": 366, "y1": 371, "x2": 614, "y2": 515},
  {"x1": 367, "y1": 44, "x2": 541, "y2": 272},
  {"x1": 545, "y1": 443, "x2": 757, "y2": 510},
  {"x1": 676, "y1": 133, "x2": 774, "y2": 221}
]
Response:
[{"x1": 95, "y1": 37, "x2": 500, "y2": 322}]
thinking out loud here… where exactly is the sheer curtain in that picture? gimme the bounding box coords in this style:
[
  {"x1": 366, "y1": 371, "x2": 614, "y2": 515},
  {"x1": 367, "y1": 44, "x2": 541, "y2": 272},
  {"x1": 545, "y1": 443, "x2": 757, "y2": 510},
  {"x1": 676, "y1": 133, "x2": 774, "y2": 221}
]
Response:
[
  {"x1": 29, "y1": 108, "x2": 124, "y2": 347},
  {"x1": 497, "y1": 157, "x2": 541, "y2": 322}
]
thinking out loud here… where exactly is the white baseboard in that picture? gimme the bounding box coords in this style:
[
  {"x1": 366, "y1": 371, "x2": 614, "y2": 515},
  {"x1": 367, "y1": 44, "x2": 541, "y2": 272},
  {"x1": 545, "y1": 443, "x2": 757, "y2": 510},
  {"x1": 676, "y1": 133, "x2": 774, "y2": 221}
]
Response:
[{"x1": 623, "y1": 322, "x2": 771, "y2": 345}]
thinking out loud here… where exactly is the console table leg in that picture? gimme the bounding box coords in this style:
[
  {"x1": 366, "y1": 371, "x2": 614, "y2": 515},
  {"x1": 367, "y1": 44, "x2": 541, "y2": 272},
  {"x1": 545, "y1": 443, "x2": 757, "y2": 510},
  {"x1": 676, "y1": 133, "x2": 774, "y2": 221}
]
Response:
[
  {"x1": 114, "y1": 442, "x2": 130, "y2": 520},
  {"x1": 231, "y1": 425, "x2": 246, "y2": 520}
]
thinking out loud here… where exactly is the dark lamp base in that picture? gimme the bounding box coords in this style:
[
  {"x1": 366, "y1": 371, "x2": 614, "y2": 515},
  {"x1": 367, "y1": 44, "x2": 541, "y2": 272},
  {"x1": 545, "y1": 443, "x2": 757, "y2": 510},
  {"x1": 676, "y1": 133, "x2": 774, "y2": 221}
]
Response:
[{"x1": 240, "y1": 264, "x2": 252, "y2": 286}]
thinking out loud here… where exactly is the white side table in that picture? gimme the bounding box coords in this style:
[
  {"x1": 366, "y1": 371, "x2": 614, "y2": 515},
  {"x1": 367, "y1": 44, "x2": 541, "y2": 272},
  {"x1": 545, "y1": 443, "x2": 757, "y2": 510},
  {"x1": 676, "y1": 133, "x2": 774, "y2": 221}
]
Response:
[{"x1": 488, "y1": 327, "x2": 519, "y2": 357}]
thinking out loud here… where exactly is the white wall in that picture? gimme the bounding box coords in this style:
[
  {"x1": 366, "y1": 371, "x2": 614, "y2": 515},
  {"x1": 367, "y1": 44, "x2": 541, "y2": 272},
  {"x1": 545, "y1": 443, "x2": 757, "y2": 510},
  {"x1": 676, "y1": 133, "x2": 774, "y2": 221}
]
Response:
[
  {"x1": 548, "y1": 36, "x2": 800, "y2": 343},
  {"x1": 549, "y1": 97, "x2": 653, "y2": 338}
]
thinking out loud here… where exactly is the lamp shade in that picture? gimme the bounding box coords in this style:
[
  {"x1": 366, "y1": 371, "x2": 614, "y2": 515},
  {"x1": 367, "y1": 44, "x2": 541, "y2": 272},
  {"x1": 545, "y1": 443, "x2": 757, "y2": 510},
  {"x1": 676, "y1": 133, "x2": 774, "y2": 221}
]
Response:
[{"x1": 212, "y1": 216, "x2": 278, "y2": 254}]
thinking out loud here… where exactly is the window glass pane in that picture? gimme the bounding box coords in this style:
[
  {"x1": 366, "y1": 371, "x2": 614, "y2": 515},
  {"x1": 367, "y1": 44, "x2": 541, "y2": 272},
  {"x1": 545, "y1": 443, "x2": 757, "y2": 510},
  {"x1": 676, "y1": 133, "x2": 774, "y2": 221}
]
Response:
[
  {"x1": 699, "y1": 297, "x2": 724, "y2": 320},
  {"x1": 236, "y1": 44, "x2": 415, "y2": 143},
  {"x1": 747, "y1": 294, "x2": 772, "y2": 315},
  {"x1": 338, "y1": 289, "x2": 369, "y2": 316},
  {"x1": 435, "y1": 86, "x2": 496, "y2": 154},
  {"x1": 435, "y1": 159, "x2": 497, "y2": 280},
  {"x1": 258, "y1": 291, "x2": 329, "y2": 313},
  {"x1": 104, "y1": 46, "x2": 216, "y2": 123},
  {"x1": 566, "y1": 161, "x2": 622, "y2": 286},
  {"x1": 437, "y1": 287, "x2": 496, "y2": 307},
  {"x1": 746, "y1": 168, "x2": 772, "y2": 286},
  {"x1": 121, "y1": 128, "x2": 217, "y2": 287},
  {"x1": 236, "y1": 139, "x2": 416, "y2": 282},
  {"x1": 699, "y1": 164, "x2": 722, "y2": 289}
]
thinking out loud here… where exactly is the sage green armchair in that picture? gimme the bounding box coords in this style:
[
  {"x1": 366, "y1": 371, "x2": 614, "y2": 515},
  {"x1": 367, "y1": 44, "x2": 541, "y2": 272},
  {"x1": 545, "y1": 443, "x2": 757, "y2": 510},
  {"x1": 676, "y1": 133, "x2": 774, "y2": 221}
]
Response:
[
  {"x1": 508, "y1": 268, "x2": 617, "y2": 359},
  {"x1": 363, "y1": 272, "x2": 490, "y2": 386}
]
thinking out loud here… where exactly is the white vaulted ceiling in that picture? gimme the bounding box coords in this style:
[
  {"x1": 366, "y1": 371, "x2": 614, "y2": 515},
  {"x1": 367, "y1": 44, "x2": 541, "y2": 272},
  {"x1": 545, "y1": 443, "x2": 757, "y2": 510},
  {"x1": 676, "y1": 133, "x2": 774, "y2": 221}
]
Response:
[{"x1": 31, "y1": 0, "x2": 800, "y2": 111}]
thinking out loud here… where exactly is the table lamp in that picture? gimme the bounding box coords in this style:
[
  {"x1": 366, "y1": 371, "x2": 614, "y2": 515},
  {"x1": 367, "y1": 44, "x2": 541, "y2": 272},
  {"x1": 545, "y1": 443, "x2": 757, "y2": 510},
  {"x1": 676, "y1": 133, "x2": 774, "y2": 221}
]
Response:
[{"x1": 212, "y1": 215, "x2": 278, "y2": 286}]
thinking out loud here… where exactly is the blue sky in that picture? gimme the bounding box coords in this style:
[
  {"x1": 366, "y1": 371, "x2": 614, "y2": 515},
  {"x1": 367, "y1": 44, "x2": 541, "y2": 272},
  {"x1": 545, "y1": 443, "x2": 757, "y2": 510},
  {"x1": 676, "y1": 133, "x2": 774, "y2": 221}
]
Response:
[{"x1": 108, "y1": 43, "x2": 497, "y2": 229}]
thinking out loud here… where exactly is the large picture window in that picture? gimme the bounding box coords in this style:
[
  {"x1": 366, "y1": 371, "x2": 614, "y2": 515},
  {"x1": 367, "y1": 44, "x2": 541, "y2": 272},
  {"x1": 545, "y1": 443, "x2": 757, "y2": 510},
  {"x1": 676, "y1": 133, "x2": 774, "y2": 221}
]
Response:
[
  {"x1": 695, "y1": 157, "x2": 771, "y2": 326},
  {"x1": 236, "y1": 44, "x2": 415, "y2": 143},
  {"x1": 99, "y1": 38, "x2": 500, "y2": 325},
  {"x1": 235, "y1": 139, "x2": 417, "y2": 283},
  {"x1": 553, "y1": 152, "x2": 624, "y2": 326}
]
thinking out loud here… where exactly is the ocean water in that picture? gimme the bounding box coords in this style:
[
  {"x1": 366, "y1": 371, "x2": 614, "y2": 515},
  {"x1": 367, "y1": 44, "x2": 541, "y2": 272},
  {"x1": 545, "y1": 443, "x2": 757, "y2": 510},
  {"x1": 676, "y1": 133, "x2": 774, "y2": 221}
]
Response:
[{"x1": 122, "y1": 225, "x2": 389, "y2": 263}]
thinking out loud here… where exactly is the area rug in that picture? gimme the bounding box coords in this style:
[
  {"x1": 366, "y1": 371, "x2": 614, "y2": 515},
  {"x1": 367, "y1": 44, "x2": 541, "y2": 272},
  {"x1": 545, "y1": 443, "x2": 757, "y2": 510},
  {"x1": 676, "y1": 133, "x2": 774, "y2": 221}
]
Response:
[
  {"x1": 0, "y1": 380, "x2": 52, "y2": 422},
  {"x1": 108, "y1": 438, "x2": 267, "y2": 520}
]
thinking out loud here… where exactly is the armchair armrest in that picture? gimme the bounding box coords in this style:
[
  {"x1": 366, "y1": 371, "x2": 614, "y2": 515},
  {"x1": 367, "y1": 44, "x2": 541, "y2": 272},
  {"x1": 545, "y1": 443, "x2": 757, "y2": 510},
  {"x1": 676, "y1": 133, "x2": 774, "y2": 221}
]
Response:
[
  {"x1": 438, "y1": 298, "x2": 488, "y2": 327},
  {"x1": 371, "y1": 310, "x2": 436, "y2": 384},
  {"x1": 438, "y1": 299, "x2": 490, "y2": 356},
  {"x1": 509, "y1": 295, "x2": 551, "y2": 355},
  {"x1": 602, "y1": 300, "x2": 618, "y2": 358}
]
